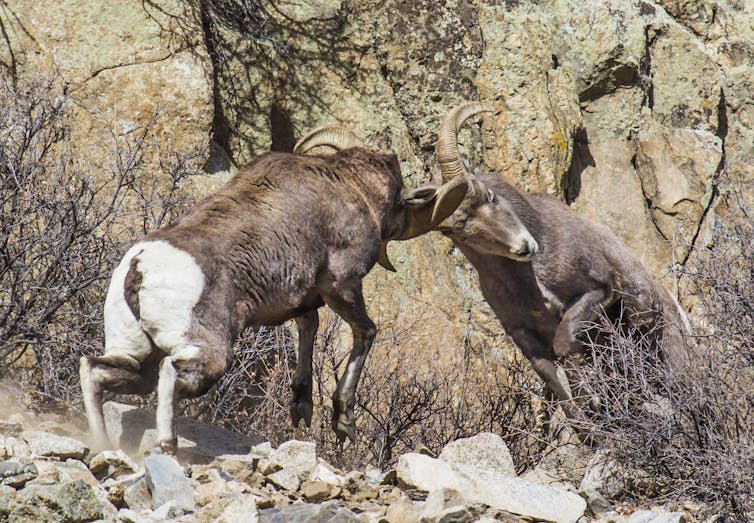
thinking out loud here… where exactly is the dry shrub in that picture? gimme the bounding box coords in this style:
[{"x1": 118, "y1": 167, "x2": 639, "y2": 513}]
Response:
[
  {"x1": 0, "y1": 72, "x2": 203, "y2": 407},
  {"x1": 189, "y1": 304, "x2": 548, "y2": 471},
  {"x1": 562, "y1": 196, "x2": 754, "y2": 519},
  {"x1": 184, "y1": 326, "x2": 299, "y2": 446}
]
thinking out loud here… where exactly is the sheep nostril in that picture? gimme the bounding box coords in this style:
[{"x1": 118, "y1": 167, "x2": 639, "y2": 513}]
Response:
[{"x1": 513, "y1": 239, "x2": 538, "y2": 259}]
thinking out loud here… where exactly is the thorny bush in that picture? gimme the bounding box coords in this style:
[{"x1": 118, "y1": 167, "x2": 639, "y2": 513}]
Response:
[
  {"x1": 562, "y1": 194, "x2": 753, "y2": 520},
  {"x1": 0, "y1": 73, "x2": 201, "y2": 406},
  {"x1": 189, "y1": 308, "x2": 548, "y2": 472}
]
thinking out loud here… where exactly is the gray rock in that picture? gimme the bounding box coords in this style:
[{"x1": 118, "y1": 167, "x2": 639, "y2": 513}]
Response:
[
  {"x1": 49, "y1": 458, "x2": 99, "y2": 487},
  {"x1": 144, "y1": 452, "x2": 195, "y2": 513},
  {"x1": 151, "y1": 499, "x2": 181, "y2": 521},
  {"x1": 395, "y1": 452, "x2": 586, "y2": 523},
  {"x1": 580, "y1": 487, "x2": 612, "y2": 516},
  {"x1": 267, "y1": 468, "x2": 300, "y2": 492},
  {"x1": 269, "y1": 440, "x2": 317, "y2": 479},
  {"x1": 626, "y1": 510, "x2": 687, "y2": 523},
  {"x1": 124, "y1": 477, "x2": 152, "y2": 512},
  {"x1": 439, "y1": 432, "x2": 516, "y2": 477},
  {"x1": 89, "y1": 449, "x2": 138, "y2": 480},
  {"x1": 10, "y1": 479, "x2": 114, "y2": 522},
  {"x1": 259, "y1": 500, "x2": 361, "y2": 522},
  {"x1": 5, "y1": 435, "x2": 30, "y2": 458},
  {"x1": 21, "y1": 430, "x2": 89, "y2": 460},
  {"x1": 310, "y1": 461, "x2": 345, "y2": 486},
  {"x1": 214, "y1": 494, "x2": 259, "y2": 523},
  {"x1": 0, "y1": 458, "x2": 37, "y2": 488},
  {"x1": 118, "y1": 507, "x2": 148, "y2": 523}
]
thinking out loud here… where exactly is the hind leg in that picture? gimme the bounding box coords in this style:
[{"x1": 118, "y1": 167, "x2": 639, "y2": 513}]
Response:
[
  {"x1": 290, "y1": 310, "x2": 319, "y2": 428},
  {"x1": 553, "y1": 288, "x2": 611, "y2": 358},
  {"x1": 80, "y1": 350, "x2": 161, "y2": 450},
  {"x1": 155, "y1": 344, "x2": 230, "y2": 454}
]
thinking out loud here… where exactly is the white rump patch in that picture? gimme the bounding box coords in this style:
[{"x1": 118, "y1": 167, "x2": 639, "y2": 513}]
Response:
[
  {"x1": 131, "y1": 240, "x2": 206, "y2": 353},
  {"x1": 103, "y1": 244, "x2": 153, "y2": 359},
  {"x1": 103, "y1": 240, "x2": 205, "y2": 359}
]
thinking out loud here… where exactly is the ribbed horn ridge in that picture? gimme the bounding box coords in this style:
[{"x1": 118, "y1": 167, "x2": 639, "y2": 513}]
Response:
[
  {"x1": 293, "y1": 126, "x2": 364, "y2": 154},
  {"x1": 437, "y1": 102, "x2": 494, "y2": 182}
]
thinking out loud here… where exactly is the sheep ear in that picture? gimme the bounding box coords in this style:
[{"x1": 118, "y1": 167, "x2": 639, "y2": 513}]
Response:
[
  {"x1": 430, "y1": 176, "x2": 468, "y2": 226},
  {"x1": 397, "y1": 177, "x2": 468, "y2": 240}
]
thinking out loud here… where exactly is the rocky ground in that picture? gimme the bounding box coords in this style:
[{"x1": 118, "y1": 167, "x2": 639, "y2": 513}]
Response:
[{"x1": 0, "y1": 401, "x2": 705, "y2": 523}]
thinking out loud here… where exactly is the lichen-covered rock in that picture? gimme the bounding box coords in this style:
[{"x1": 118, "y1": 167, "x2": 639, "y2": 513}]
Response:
[
  {"x1": 635, "y1": 127, "x2": 722, "y2": 262},
  {"x1": 4, "y1": 479, "x2": 115, "y2": 523},
  {"x1": 20, "y1": 431, "x2": 89, "y2": 461},
  {"x1": 438, "y1": 432, "x2": 516, "y2": 477},
  {"x1": 0, "y1": 458, "x2": 37, "y2": 488},
  {"x1": 88, "y1": 449, "x2": 139, "y2": 480},
  {"x1": 0, "y1": 0, "x2": 212, "y2": 174},
  {"x1": 269, "y1": 440, "x2": 317, "y2": 479}
]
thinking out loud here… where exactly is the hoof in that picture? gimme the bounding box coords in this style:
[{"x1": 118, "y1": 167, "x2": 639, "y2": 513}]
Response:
[
  {"x1": 333, "y1": 417, "x2": 356, "y2": 443},
  {"x1": 159, "y1": 438, "x2": 178, "y2": 456},
  {"x1": 289, "y1": 400, "x2": 313, "y2": 428}
]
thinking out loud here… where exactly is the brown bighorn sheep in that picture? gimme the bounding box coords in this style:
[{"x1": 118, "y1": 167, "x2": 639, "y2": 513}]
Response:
[
  {"x1": 80, "y1": 127, "x2": 468, "y2": 452},
  {"x1": 426, "y1": 102, "x2": 689, "y2": 418}
]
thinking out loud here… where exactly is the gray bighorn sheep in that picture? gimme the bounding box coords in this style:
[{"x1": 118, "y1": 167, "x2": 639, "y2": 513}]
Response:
[
  {"x1": 418, "y1": 102, "x2": 690, "y2": 417},
  {"x1": 80, "y1": 126, "x2": 468, "y2": 452}
]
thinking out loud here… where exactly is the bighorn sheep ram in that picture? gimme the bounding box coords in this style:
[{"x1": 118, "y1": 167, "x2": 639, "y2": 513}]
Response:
[
  {"x1": 421, "y1": 102, "x2": 690, "y2": 419},
  {"x1": 80, "y1": 127, "x2": 468, "y2": 452}
]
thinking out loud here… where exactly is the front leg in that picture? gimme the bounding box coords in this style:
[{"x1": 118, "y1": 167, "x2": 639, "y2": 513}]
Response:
[
  {"x1": 290, "y1": 309, "x2": 319, "y2": 428},
  {"x1": 553, "y1": 288, "x2": 611, "y2": 358},
  {"x1": 319, "y1": 281, "x2": 376, "y2": 442}
]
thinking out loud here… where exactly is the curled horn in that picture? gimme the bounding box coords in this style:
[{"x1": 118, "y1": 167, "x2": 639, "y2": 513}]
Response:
[
  {"x1": 293, "y1": 126, "x2": 364, "y2": 154},
  {"x1": 436, "y1": 102, "x2": 494, "y2": 188}
]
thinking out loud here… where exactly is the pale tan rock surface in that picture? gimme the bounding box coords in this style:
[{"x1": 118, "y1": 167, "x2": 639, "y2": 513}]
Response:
[{"x1": 2, "y1": 0, "x2": 751, "y2": 378}]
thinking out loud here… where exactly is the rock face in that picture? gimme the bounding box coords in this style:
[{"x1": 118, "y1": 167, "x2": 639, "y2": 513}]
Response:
[
  {"x1": 0, "y1": 0, "x2": 212, "y2": 175},
  {"x1": 2, "y1": 0, "x2": 750, "y2": 363}
]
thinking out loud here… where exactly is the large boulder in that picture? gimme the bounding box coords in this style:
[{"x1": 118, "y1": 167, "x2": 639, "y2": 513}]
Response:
[
  {"x1": 144, "y1": 453, "x2": 196, "y2": 513},
  {"x1": 0, "y1": 479, "x2": 116, "y2": 523},
  {"x1": 395, "y1": 452, "x2": 586, "y2": 523},
  {"x1": 438, "y1": 432, "x2": 516, "y2": 477}
]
